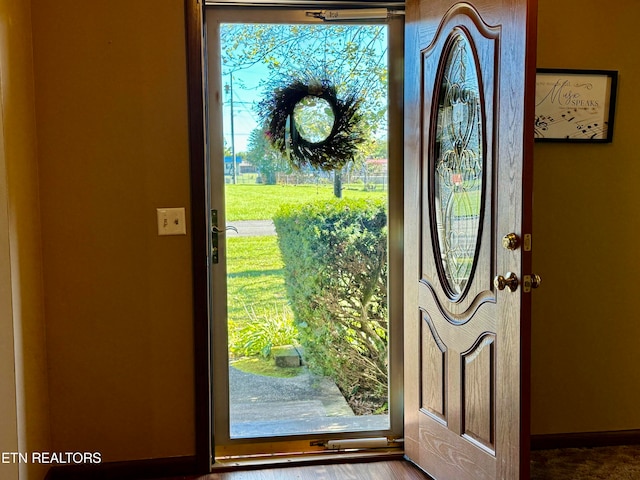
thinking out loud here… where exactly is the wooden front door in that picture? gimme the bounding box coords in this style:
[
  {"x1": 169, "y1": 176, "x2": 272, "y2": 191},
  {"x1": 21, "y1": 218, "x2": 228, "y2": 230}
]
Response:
[{"x1": 403, "y1": 0, "x2": 537, "y2": 479}]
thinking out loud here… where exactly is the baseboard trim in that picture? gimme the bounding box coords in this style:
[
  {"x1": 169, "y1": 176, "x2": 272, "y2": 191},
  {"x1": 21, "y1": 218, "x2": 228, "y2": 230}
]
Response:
[
  {"x1": 44, "y1": 455, "x2": 198, "y2": 480},
  {"x1": 531, "y1": 429, "x2": 640, "y2": 450}
]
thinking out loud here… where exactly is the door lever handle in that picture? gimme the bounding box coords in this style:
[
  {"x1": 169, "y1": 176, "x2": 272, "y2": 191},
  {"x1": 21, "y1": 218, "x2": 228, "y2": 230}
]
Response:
[
  {"x1": 210, "y1": 209, "x2": 238, "y2": 264},
  {"x1": 211, "y1": 225, "x2": 238, "y2": 264},
  {"x1": 212, "y1": 225, "x2": 238, "y2": 234}
]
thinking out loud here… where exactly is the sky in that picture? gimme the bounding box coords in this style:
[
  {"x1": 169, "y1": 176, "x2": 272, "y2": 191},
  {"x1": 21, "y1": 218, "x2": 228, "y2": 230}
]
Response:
[{"x1": 221, "y1": 62, "x2": 267, "y2": 153}]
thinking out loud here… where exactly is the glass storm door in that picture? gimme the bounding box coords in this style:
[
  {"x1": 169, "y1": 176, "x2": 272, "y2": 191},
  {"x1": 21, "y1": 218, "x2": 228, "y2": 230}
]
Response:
[{"x1": 206, "y1": 6, "x2": 404, "y2": 457}]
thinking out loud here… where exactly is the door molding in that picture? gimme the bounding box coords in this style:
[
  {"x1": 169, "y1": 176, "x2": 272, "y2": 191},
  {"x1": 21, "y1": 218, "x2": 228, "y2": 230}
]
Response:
[{"x1": 185, "y1": 0, "x2": 213, "y2": 474}]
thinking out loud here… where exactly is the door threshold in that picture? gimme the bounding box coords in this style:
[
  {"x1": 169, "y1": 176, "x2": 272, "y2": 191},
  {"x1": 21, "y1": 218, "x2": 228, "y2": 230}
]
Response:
[{"x1": 212, "y1": 448, "x2": 404, "y2": 472}]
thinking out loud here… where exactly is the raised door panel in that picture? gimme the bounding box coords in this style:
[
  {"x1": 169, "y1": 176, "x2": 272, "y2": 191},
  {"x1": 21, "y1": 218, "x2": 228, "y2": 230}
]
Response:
[{"x1": 421, "y1": 311, "x2": 447, "y2": 422}]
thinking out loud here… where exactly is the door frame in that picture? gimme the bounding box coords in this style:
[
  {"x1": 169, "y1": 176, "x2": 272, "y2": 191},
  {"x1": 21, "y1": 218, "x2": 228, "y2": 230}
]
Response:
[
  {"x1": 184, "y1": 0, "x2": 212, "y2": 473},
  {"x1": 186, "y1": 0, "x2": 535, "y2": 475},
  {"x1": 202, "y1": 2, "x2": 406, "y2": 461}
]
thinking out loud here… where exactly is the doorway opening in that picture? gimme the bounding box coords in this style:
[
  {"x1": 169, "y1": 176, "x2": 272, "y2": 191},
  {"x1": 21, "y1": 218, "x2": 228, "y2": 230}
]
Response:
[{"x1": 206, "y1": 5, "x2": 404, "y2": 458}]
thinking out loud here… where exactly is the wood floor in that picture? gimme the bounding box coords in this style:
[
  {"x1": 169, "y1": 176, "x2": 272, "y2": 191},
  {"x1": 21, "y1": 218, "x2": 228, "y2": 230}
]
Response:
[{"x1": 176, "y1": 460, "x2": 432, "y2": 480}]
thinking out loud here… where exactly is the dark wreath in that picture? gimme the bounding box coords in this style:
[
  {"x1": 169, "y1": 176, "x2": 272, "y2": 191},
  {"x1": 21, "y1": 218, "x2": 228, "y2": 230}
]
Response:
[{"x1": 260, "y1": 78, "x2": 364, "y2": 171}]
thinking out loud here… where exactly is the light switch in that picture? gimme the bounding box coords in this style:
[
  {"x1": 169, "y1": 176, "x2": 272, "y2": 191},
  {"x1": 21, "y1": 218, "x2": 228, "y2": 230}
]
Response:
[{"x1": 157, "y1": 207, "x2": 186, "y2": 236}]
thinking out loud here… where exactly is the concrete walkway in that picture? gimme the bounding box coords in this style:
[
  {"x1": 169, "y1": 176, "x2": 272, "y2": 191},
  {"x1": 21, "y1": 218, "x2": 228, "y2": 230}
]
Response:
[
  {"x1": 228, "y1": 365, "x2": 389, "y2": 438},
  {"x1": 226, "y1": 220, "x2": 276, "y2": 237}
]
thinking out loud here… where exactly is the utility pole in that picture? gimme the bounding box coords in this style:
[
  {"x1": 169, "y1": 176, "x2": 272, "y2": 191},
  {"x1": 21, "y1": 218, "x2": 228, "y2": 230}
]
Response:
[{"x1": 225, "y1": 74, "x2": 237, "y2": 184}]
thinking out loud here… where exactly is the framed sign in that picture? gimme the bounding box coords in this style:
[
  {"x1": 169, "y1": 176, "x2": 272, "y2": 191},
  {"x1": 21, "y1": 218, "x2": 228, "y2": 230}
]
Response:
[{"x1": 534, "y1": 69, "x2": 618, "y2": 143}]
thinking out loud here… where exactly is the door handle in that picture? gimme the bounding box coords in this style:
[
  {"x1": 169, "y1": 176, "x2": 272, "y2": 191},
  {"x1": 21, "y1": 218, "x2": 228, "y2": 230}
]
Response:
[
  {"x1": 523, "y1": 274, "x2": 541, "y2": 292},
  {"x1": 212, "y1": 225, "x2": 239, "y2": 234},
  {"x1": 211, "y1": 225, "x2": 238, "y2": 264},
  {"x1": 494, "y1": 272, "x2": 519, "y2": 292},
  {"x1": 210, "y1": 209, "x2": 238, "y2": 264},
  {"x1": 502, "y1": 233, "x2": 520, "y2": 250}
]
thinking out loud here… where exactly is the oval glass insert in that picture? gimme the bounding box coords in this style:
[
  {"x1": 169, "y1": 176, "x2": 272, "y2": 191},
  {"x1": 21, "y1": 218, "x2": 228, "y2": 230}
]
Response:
[
  {"x1": 432, "y1": 32, "x2": 484, "y2": 299},
  {"x1": 293, "y1": 96, "x2": 335, "y2": 144}
]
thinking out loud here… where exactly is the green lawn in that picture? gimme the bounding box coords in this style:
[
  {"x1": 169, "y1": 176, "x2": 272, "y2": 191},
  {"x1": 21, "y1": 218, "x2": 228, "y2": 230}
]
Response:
[
  {"x1": 226, "y1": 235, "x2": 293, "y2": 358},
  {"x1": 225, "y1": 183, "x2": 386, "y2": 221},
  {"x1": 226, "y1": 235, "x2": 287, "y2": 321}
]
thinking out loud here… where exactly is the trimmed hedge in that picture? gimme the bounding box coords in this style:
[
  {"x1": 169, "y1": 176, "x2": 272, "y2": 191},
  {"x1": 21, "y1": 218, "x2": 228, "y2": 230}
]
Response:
[{"x1": 273, "y1": 198, "x2": 388, "y2": 412}]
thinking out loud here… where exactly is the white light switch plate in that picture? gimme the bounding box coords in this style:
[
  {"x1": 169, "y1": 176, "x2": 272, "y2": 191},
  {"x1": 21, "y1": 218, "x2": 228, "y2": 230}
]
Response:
[{"x1": 157, "y1": 207, "x2": 186, "y2": 235}]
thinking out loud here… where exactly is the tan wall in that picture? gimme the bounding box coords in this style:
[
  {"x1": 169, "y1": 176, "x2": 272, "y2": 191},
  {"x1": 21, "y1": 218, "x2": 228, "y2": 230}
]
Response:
[
  {"x1": 0, "y1": 42, "x2": 20, "y2": 480},
  {"x1": 531, "y1": 0, "x2": 640, "y2": 434},
  {"x1": 31, "y1": 0, "x2": 196, "y2": 460},
  {"x1": 0, "y1": 0, "x2": 51, "y2": 478}
]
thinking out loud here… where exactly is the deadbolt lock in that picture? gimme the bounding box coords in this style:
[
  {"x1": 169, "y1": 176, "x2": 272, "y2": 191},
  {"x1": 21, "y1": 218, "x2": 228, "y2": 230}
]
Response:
[
  {"x1": 494, "y1": 272, "x2": 519, "y2": 292},
  {"x1": 502, "y1": 233, "x2": 521, "y2": 250}
]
